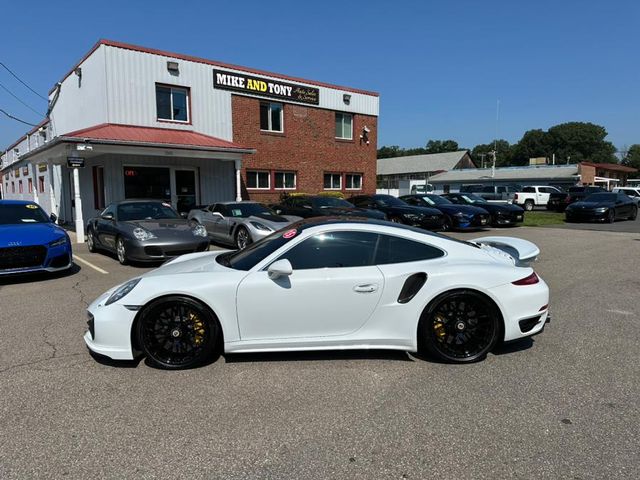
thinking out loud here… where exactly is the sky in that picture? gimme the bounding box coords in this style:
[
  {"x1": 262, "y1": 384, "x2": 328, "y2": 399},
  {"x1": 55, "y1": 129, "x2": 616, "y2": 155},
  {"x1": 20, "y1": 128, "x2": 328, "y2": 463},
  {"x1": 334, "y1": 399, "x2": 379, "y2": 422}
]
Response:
[{"x1": 1, "y1": 0, "x2": 638, "y2": 152}]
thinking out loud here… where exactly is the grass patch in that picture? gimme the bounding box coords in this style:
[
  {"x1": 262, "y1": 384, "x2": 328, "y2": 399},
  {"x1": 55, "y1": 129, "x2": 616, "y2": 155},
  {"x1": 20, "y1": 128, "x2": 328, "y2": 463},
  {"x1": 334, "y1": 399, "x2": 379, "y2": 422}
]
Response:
[{"x1": 522, "y1": 211, "x2": 565, "y2": 226}]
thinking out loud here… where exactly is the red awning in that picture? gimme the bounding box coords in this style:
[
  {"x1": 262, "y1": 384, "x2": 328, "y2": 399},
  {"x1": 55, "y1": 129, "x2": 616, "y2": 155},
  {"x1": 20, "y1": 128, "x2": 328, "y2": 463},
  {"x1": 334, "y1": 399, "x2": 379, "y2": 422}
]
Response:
[{"x1": 61, "y1": 123, "x2": 252, "y2": 152}]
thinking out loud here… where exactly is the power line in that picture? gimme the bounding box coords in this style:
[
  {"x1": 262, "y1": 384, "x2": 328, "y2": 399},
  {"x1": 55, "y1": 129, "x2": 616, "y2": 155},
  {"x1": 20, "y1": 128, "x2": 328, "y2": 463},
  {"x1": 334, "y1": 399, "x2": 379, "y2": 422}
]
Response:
[
  {"x1": 0, "y1": 62, "x2": 48, "y2": 101},
  {"x1": 0, "y1": 81, "x2": 42, "y2": 116},
  {"x1": 0, "y1": 108, "x2": 38, "y2": 127}
]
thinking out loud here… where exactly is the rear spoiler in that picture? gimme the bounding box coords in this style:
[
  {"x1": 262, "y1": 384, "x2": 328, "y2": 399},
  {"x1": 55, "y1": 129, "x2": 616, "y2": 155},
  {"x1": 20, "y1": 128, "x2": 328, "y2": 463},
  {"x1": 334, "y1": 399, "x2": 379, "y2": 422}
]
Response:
[{"x1": 472, "y1": 236, "x2": 540, "y2": 267}]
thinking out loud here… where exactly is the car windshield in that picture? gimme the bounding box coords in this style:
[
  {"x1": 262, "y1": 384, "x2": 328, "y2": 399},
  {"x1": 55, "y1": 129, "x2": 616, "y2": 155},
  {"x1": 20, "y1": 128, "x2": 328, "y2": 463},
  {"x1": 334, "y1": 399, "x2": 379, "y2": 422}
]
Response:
[
  {"x1": 312, "y1": 197, "x2": 354, "y2": 208},
  {"x1": 374, "y1": 196, "x2": 406, "y2": 207},
  {"x1": 117, "y1": 202, "x2": 180, "y2": 221},
  {"x1": 460, "y1": 194, "x2": 487, "y2": 204},
  {"x1": 423, "y1": 195, "x2": 451, "y2": 205},
  {"x1": 0, "y1": 203, "x2": 50, "y2": 225},
  {"x1": 584, "y1": 193, "x2": 616, "y2": 203},
  {"x1": 226, "y1": 203, "x2": 273, "y2": 217}
]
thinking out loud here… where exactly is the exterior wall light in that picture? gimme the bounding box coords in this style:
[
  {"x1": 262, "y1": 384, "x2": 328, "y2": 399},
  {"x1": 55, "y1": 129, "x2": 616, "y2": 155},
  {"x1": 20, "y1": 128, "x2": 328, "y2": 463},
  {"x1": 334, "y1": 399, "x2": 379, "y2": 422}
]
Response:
[
  {"x1": 343, "y1": 94, "x2": 351, "y2": 105},
  {"x1": 167, "y1": 61, "x2": 179, "y2": 74}
]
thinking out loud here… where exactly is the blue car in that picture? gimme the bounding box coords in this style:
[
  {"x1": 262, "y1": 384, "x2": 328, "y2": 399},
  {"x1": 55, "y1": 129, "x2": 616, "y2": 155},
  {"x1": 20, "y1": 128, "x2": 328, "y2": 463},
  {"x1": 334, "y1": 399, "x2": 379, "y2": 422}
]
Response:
[{"x1": 0, "y1": 200, "x2": 73, "y2": 275}]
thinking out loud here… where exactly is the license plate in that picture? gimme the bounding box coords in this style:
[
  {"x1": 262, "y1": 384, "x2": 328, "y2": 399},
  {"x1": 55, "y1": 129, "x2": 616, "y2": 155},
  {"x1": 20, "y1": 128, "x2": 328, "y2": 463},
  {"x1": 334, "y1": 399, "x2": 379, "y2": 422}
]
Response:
[
  {"x1": 480, "y1": 218, "x2": 488, "y2": 225},
  {"x1": 517, "y1": 215, "x2": 523, "y2": 220}
]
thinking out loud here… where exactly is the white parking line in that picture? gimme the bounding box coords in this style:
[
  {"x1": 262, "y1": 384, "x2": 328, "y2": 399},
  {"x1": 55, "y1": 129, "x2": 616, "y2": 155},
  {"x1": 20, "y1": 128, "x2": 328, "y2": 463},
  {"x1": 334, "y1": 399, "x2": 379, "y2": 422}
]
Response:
[{"x1": 74, "y1": 254, "x2": 109, "y2": 274}]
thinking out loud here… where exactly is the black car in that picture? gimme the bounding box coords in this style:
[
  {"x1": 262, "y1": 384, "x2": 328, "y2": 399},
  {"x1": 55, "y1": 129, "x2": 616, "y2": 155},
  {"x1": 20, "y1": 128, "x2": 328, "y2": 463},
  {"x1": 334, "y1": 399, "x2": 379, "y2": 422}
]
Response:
[
  {"x1": 86, "y1": 199, "x2": 210, "y2": 265},
  {"x1": 272, "y1": 195, "x2": 386, "y2": 220},
  {"x1": 565, "y1": 192, "x2": 638, "y2": 223},
  {"x1": 400, "y1": 194, "x2": 491, "y2": 231},
  {"x1": 547, "y1": 186, "x2": 606, "y2": 212},
  {"x1": 347, "y1": 194, "x2": 444, "y2": 230},
  {"x1": 442, "y1": 193, "x2": 525, "y2": 227}
]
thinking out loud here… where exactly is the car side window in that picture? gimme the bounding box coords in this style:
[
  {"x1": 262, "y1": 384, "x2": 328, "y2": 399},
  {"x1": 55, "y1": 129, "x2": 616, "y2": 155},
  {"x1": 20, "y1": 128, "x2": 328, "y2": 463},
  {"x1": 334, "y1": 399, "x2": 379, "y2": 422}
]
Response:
[
  {"x1": 522, "y1": 187, "x2": 535, "y2": 193},
  {"x1": 213, "y1": 204, "x2": 228, "y2": 216},
  {"x1": 404, "y1": 197, "x2": 419, "y2": 206},
  {"x1": 497, "y1": 187, "x2": 507, "y2": 193},
  {"x1": 276, "y1": 231, "x2": 378, "y2": 269},
  {"x1": 374, "y1": 234, "x2": 444, "y2": 265}
]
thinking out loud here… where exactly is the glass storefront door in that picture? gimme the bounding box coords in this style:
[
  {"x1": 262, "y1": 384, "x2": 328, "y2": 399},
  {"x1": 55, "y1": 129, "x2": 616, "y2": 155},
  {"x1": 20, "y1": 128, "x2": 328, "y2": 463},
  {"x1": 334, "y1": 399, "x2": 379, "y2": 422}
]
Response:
[{"x1": 175, "y1": 169, "x2": 197, "y2": 214}]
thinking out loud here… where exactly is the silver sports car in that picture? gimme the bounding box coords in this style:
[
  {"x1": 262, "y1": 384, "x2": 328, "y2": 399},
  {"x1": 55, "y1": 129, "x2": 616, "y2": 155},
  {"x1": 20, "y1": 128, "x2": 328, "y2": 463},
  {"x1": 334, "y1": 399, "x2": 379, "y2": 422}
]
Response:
[
  {"x1": 86, "y1": 200, "x2": 210, "y2": 265},
  {"x1": 188, "y1": 202, "x2": 301, "y2": 249}
]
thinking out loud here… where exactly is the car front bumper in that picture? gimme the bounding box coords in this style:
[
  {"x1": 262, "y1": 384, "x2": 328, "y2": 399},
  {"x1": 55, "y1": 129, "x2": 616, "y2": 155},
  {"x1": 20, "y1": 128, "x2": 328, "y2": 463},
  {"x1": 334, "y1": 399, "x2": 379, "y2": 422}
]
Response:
[
  {"x1": 84, "y1": 292, "x2": 138, "y2": 360},
  {"x1": 565, "y1": 210, "x2": 608, "y2": 222},
  {"x1": 0, "y1": 244, "x2": 73, "y2": 276},
  {"x1": 452, "y1": 214, "x2": 491, "y2": 230},
  {"x1": 124, "y1": 237, "x2": 210, "y2": 262}
]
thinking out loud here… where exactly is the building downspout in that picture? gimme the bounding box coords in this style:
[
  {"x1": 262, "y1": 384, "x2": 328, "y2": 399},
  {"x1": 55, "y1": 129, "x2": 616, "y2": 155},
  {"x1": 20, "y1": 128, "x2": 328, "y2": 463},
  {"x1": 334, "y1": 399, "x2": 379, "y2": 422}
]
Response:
[{"x1": 234, "y1": 159, "x2": 242, "y2": 201}]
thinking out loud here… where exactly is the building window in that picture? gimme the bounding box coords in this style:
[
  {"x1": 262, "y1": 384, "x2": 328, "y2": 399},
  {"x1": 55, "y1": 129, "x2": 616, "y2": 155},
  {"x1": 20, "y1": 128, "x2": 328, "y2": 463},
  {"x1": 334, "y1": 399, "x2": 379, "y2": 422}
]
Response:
[
  {"x1": 18, "y1": 180, "x2": 23, "y2": 193},
  {"x1": 335, "y1": 113, "x2": 353, "y2": 140},
  {"x1": 38, "y1": 176, "x2": 45, "y2": 193},
  {"x1": 246, "y1": 170, "x2": 270, "y2": 190},
  {"x1": 156, "y1": 84, "x2": 189, "y2": 122},
  {"x1": 345, "y1": 173, "x2": 362, "y2": 190},
  {"x1": 93, "y1": 166, "x2": 105, "y2": 209},
  {"x1": 274, "y1": 171, "x2": 296, "y2": 190},
  {"x1": 324, "y1": 173, "x2": 342, "y2": 190},
  {"x1": 260, "y1": 102, "x2": 283, "y2": 132},
  {"x1": 28, "y1": 178, "x2": 33, "y2": 193},
  {"x1": 11, "y1": 182, "x2": 15, "y2": 193}
]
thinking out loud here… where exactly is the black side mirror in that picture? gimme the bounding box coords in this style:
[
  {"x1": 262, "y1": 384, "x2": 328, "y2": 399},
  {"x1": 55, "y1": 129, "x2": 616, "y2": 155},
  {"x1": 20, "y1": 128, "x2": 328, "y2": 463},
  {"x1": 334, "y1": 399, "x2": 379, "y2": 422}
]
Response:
[{"x1": 50, "y1": 213, "x2": 58, "y2": 223}]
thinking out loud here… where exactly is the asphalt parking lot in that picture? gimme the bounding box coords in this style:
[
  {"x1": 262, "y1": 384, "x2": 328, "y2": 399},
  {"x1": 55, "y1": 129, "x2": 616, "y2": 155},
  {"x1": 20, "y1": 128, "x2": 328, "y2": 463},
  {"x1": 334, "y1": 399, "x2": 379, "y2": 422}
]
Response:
[{"x1": 1, "y1": 226, "x2": 639, "y2": 479}]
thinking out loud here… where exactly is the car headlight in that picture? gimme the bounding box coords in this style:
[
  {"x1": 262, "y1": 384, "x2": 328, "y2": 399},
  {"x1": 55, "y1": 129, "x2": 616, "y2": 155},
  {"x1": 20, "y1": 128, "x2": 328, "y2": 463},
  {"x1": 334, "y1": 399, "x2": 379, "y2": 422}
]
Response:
[
  {"x1": 133, "y1": 227, "x2": 157, "y2": 241},
  {"x1": 250, "y1": 221, "x2": 272, "y2": 231},
  {"x1": 594, "y1": 207, "x2": 607, "y2": 213},
  {"x1": 191, "y1": 224, "x2": 208, "y2": 237},
  {"x1": 105, "y1": 278, "x2": 141, "y2": 306},
  {"x1": 49, "y1": 236, "x2": 68, "y2": 247},
  {"x1": 453, "y1": 212, "x2": 469, "y2": 218}
]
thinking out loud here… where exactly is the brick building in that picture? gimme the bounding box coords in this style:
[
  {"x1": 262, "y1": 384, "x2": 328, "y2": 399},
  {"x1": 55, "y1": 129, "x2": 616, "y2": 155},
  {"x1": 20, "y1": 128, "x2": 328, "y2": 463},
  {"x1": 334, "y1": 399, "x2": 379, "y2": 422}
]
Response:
[{"x1": 0, "y1": 39, "x2": 379, "y2": 242}]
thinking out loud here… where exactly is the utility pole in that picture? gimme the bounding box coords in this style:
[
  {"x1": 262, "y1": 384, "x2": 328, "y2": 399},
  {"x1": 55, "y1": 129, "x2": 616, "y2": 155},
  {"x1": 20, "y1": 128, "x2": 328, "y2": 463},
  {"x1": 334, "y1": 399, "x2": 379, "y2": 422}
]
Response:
[
  {"x1": 479, "y1": 153, "x2": 487, "y2": 169},
  {"x1": 490, "y1": 150, "x2": 496, "y2": 178}
]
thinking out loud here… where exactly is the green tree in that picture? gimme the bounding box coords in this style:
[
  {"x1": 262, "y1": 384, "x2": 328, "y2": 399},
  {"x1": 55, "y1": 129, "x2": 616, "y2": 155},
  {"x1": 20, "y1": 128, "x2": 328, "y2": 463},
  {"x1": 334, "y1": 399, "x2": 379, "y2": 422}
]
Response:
[
  {"x1": 424, "y1": 139, "x2": 460, "y2": 154},
  {"x1": 471, "y1": 139, "x2": 513, "y2": 167},
  {"x1": 547, "y1": 122, "x2": 617, "y2": 164},
  {"x1": 511, "y1": 129, "x2": 553, "y2": 165},
  {"x1": 621, "y1": 144, "x2": 640, "y2": 170}
]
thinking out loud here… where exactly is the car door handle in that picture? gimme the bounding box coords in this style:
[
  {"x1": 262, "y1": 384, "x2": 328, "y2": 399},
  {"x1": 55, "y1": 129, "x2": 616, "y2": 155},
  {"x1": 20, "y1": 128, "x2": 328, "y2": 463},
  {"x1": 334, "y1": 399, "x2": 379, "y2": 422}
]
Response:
[{"x1": 353, "y1": 283, "x2": 378, "y2": 293}]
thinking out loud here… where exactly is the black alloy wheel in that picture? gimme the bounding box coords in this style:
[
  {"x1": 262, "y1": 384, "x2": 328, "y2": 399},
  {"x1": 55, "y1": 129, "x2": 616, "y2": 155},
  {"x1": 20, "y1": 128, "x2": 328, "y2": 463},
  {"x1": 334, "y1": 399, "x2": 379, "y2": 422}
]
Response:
[
  {"x1": 441, "y1": 215, "x2": 453, "y2": 231},
  {"x1": 235, "y1": 226, "x2": 252, "y2": 250},
  {"x1": 607, "y1": 209, "x2": 615, "y2": 223},
  {"x1": 137, "y1": 296, "x2": 220, "y2": 369},
  {"x1": 524, "y1": 200, "x2": 534, "y2": 211},
  {"x1": 87, "y1": 229, "x2": 96, "y2": 253},
  {"x1": 420, "y1": 290, "x2": 500, "y2": 363},
  {"x1": 116, "y1": 237, "x2": 128, "y2": 265},
  {"x1": 629, "y1": 207, "x2": 637, "y2": 221}
]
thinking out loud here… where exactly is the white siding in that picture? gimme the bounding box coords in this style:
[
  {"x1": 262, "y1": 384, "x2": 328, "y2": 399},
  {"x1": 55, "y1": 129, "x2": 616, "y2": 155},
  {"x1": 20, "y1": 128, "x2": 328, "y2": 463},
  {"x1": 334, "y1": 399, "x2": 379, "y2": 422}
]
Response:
[{"x1": 48, "y1": 46, "x2": 108, "y2": 137}]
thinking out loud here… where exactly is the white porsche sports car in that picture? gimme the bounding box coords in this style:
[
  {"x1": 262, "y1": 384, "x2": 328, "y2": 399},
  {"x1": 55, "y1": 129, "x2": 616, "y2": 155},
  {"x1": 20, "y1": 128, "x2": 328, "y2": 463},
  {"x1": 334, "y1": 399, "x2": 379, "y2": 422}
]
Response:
[{"x1": 84, "y1": 218, "x2": 550, "y2": 369}]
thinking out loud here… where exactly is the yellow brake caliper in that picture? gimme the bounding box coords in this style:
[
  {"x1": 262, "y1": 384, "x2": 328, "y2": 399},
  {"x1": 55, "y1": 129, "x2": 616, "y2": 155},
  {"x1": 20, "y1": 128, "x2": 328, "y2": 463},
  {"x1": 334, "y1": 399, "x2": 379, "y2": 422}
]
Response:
[
  {"x1": 433, "y1": 314, "x2": 446, "y2": 341},
  {"x1": 189, "y1": 312, "x2": 206, "y2": 346}
]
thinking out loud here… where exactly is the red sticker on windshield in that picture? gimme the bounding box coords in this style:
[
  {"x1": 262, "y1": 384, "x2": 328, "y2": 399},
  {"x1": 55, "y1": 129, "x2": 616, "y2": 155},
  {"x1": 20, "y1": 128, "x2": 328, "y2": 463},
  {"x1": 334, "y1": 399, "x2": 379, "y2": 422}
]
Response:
[{"x1": 283, "y1": 229, "x2": 297, "y2": 239}]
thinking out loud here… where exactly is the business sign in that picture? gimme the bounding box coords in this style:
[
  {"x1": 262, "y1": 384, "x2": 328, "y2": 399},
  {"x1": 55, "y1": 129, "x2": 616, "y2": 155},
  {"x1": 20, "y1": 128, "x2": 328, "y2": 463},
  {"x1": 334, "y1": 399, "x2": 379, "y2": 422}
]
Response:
[
  {"x1": 213, "y1": 69, "x2": 319, "y2": 105},
  {"x1": 67, "y1": 157, "x2": 85, "y2": 168},
  {"x1": 14, "y1": 168, "x2": 20, "y2": 178},
  {"x1": 37, "y1": 163, "x2": 48, "y2": 172}
]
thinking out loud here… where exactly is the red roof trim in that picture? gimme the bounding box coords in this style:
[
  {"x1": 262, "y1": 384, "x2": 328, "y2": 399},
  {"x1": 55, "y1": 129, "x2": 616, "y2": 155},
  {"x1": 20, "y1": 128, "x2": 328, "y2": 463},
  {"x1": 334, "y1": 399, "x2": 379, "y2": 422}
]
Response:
[
  {"x1": 61, "y1": 123, "x2": 252, "y2": 151},
  {"x1": 49, "y1": 39, "x2": 379, "y2": 98},
  {"x1": 580, "y1": 161, "x2": 638, "y2": 173}
]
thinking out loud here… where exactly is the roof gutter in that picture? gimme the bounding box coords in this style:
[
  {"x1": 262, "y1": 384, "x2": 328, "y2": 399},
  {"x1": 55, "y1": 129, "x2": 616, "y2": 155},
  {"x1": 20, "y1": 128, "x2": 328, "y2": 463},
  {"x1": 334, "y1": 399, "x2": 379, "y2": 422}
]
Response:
[{"x1": 58, "y1": 136, "x2": 256, "y2": 154}]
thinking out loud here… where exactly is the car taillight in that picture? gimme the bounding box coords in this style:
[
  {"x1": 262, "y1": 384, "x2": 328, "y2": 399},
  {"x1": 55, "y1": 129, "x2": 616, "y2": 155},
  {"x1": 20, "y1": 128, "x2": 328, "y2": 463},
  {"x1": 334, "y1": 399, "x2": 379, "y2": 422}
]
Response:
[{"x1": 512, "y1": 272, "x2": 539, "y2": 285}]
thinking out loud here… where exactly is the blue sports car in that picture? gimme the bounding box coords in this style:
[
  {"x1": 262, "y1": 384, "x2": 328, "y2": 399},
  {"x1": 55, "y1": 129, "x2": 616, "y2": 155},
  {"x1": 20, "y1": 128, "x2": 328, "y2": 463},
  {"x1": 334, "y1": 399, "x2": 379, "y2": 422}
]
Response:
[{"x1": 0, "y1": 200, "x2": 73, "y2": 275}]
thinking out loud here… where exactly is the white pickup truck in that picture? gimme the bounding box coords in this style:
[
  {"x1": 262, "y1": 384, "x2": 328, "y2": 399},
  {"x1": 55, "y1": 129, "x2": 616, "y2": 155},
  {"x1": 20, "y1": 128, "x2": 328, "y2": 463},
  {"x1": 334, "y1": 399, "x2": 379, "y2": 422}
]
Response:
[{"x1": 513, "y1": 186, "x2": 563, "y2": 211}]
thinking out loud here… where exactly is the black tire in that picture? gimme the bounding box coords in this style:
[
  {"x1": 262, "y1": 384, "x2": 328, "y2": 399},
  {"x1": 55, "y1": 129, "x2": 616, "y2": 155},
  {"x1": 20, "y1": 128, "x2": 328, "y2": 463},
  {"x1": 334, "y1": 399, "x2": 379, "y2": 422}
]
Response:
[
  {"x1": 607, "y1": 209, "x2": 615, "y2": 224},
  {"x1": 86, "y1": 228, "x2": 97, "y2": 253},
  {"x1": 137, "y1": 296, "x2": 220, "y2": 370},
  {"x1": 524, "y1": 200, "x2": 534, "y2": 211},
  {"x1": 629, "y1": 207, "x2": 638, "y2": 221},
  {"x1": 419, "y1": 290, "x2": 501, "y2": 363},
  {"x1": 116, "y1": 236, "x2": 128, "y2": 265},
  {"x1": 235, "y1": 226, "x2": 252, "y2": 250},
  {"x1": 441, "y1": 215, "x2": 453, "y2": 231}
]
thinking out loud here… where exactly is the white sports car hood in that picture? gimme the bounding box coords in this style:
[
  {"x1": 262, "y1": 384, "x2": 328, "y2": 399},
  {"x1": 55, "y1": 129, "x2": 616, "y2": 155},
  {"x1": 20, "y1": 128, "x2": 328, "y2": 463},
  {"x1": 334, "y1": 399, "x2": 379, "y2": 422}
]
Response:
[
  {"x1": 142, "y1": 250, "x2": 232, "y2": 277},
  {"x1": 472, "y1": 236, "x2": 540, "y2": 267}
]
